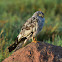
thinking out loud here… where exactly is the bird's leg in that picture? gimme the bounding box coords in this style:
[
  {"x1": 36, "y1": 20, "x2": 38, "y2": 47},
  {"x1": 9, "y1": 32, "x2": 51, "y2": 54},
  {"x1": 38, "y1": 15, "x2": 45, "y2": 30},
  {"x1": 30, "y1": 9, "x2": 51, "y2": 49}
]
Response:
[
  {"x1": 32, "y1": 37, "x2": 37, "y2": 43},
  {"x1": 32, "y1": 37, "x2": 40, "y2": 43}
]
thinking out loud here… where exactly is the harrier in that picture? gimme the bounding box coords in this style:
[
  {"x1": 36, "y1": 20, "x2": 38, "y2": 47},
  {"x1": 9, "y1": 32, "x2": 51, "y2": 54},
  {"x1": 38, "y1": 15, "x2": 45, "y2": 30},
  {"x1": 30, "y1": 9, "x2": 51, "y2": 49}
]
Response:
[{"x1": 8, "y1": 11, "x2": 45, "y2": 52}]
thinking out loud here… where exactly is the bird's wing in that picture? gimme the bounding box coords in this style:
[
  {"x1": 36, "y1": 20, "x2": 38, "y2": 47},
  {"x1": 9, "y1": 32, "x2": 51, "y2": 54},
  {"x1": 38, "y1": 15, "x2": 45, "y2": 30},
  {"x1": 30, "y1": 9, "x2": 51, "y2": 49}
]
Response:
[
  {"x1": 17, "y1": 17, "x2": 39, "y2": 41},
  {"x1": 8, "y1": 17, "x2": 39, "y2": 52}
]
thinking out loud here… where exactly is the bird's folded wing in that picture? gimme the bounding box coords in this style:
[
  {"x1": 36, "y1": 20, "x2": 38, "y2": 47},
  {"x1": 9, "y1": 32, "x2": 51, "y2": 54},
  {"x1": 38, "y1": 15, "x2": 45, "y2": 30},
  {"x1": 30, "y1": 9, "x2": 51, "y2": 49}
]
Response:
[{"x1": 17, "y1": 17, "x2": 39, "y2": 40}]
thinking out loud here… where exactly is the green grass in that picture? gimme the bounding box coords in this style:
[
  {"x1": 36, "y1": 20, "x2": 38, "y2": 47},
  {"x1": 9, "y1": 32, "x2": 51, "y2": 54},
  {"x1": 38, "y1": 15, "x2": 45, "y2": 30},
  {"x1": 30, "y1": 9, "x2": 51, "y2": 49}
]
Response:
[
  {"x1": 0, "y1": 0, "x2": 62, "y2": 61},
  {"x1": 45, "y1": 35, "x2": 62, "y2": 47}
]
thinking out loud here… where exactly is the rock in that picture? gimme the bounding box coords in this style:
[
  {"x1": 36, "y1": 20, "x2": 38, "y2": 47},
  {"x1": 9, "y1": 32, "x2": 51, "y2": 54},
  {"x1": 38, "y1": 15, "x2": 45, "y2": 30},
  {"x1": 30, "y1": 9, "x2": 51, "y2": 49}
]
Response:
[{"x1": 3, "y1": 42, "x2": 62, "y2": 62}]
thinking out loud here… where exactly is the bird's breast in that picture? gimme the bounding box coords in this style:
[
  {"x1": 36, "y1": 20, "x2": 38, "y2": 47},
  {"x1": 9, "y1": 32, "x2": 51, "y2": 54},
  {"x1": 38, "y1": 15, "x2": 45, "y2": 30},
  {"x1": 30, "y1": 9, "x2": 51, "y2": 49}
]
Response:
[{"x1": 38, "y1": 20, "x2": 44, "y2": 32}]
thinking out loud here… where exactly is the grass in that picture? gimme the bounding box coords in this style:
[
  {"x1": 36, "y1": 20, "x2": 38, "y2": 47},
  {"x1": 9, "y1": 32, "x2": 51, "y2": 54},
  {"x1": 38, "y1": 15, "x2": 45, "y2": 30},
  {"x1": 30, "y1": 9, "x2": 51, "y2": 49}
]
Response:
[
  {"x1": 45, "y1": 35, "x2": 62, "y2": 47},
  {"x1": 0, "y1": 0, "x2": 62, "y2": 61}
]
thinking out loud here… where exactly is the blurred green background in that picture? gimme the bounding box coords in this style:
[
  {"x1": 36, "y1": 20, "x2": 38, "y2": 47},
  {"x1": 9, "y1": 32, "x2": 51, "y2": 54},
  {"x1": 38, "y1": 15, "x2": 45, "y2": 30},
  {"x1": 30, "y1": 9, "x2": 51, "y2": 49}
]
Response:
[{"x1": 0, "y1": 0, "x2": 62, "y2": 61}]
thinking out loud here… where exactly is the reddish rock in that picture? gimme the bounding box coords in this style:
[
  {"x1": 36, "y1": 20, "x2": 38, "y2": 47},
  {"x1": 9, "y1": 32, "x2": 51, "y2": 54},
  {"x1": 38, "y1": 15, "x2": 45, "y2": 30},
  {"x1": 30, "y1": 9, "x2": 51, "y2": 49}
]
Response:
[{"x1": 3, "y1": 42, "x2": 62, "y2": 62}]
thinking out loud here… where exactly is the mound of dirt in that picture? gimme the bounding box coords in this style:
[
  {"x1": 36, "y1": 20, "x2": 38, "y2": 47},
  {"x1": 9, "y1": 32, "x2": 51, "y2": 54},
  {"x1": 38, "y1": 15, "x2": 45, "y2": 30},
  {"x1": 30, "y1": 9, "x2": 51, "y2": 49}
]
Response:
[{"x1": 3, "y1": 42, "x2": 62, "y2": 62}]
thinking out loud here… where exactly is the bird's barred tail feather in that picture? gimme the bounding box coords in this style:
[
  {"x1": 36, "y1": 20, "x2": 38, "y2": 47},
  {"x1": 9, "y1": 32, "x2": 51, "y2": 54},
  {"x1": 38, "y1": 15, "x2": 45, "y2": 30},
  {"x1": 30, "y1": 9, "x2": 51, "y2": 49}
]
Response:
[{"x1": 8, "y1": 37, "x2": 27, "y2": 52}]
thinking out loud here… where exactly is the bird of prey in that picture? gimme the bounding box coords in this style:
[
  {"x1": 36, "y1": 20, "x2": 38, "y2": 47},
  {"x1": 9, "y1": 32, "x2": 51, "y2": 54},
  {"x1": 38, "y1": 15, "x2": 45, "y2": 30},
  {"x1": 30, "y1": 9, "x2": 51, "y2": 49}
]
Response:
[{"x1": 8, "y1": 11, "x2": 45, "y2": 52}]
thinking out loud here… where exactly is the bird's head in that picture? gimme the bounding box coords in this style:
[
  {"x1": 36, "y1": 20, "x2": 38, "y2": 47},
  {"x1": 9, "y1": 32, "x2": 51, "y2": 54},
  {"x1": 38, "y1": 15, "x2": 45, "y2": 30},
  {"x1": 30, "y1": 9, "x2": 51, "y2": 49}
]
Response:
[
  {"x1": 32, "y1": 11, "x2": 45, "y2": 22},
  {"x1": 32, "y1": 11, "x2": 44, "y2": 18}
]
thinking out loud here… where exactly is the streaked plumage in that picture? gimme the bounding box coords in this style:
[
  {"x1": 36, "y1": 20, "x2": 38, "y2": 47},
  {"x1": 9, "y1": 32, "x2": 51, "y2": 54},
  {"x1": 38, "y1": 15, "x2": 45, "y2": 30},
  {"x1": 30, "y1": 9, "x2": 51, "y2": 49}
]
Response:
[{"x1": 8, "y1": 11, "x2": 45, "y2": 52}]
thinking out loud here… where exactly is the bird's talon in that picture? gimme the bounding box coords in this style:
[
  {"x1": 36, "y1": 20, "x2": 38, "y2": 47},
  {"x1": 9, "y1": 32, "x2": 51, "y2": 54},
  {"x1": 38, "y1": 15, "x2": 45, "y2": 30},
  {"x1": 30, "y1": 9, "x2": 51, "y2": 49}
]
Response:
[
  {"x1": 32, "y1": 40, "x2": 37, "y2": 43},
  {"x1": 32, "y1": 37, "x2": 40, "y2": 43},
  {"x1": 32, "y1": 41, "x2": 40, "y2": 43}
]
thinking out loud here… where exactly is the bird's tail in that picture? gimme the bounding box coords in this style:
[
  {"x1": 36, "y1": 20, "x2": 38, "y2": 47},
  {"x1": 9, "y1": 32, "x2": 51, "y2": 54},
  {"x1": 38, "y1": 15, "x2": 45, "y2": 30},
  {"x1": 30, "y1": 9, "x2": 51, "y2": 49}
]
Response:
[{"x1": 8, "y1": 37, "x2": 27, "y2": 52}]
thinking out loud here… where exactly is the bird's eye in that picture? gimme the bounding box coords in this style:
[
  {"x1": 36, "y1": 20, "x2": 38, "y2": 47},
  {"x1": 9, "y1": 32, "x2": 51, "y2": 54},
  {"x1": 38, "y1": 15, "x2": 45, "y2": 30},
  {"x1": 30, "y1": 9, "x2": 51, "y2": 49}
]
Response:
[{"x1": 39, "y1": 14, "x2": 44, "y2": 18}]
